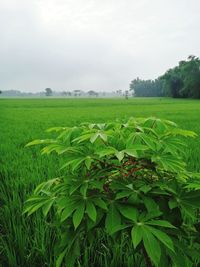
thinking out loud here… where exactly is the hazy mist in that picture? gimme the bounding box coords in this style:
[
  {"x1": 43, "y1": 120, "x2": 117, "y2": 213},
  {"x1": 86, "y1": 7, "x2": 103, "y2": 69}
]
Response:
[{"x1": 1, "y1": 0, "x2": 200, "y2": 92}]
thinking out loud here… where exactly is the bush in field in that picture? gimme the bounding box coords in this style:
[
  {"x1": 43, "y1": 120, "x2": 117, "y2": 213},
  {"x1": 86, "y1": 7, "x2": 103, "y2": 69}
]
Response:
[{"x1": 25, "y1": 117, "x2": 200, "y2": 267}]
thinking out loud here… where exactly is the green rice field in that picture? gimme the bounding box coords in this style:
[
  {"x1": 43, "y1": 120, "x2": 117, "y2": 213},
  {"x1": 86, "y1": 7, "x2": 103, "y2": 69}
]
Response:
[{"x1": 1, "y1": 98, "x2": 200, "y2": 266}]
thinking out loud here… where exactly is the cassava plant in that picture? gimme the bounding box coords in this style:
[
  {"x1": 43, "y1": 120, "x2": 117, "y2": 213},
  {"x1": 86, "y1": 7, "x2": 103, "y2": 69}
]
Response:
[{"x1": 24, "y1": 117, "x2": 200, "y2": 267}]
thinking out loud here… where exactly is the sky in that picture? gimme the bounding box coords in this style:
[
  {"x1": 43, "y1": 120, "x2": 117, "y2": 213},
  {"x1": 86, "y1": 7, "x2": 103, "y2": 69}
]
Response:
[{"x1": 0, "y1": 0, "x2": 200, "y2": 92}]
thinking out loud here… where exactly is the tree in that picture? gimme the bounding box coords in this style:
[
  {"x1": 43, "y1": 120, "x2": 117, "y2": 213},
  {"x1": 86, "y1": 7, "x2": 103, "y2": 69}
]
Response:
[
  {"x1": 116, "y1": 90, "x2": 122, "y2": 96},
  {"x1": 179, "y1": 56, "x2": 200, "y2": 98},
  {"x1": 130, "y1": 56, "x2": 200, "y2": 99},
  {"x1": 125, "y1": 90, "x2": 129, "y2": 99},
  {"x1": 0, "y1": 90, "x2": 2, "y2": 94},
  {"x1": 160, "y1": 56, "x2": 200, "y2": 98},
  {"x1": 130, "y1": 78, "x2": 163, "y2": 97},
  {"x1": 73, "y1": 90, "x2": 82, "y2": 97},
  {"x1": 45, "y1": 88, "x2": 53, "y2": 97},
  {"x1": 61, "y1": 91, "x2": 67, "y2": 96},
  {"x1": 87, "y1": 90, "x2": 98, "y2": 97},
  {"x1": 61, "y1": 91, "x2": 72, "y2": 97},
  {"x1": 160, "y1": 67, "x2": 183, "y2": 98}
]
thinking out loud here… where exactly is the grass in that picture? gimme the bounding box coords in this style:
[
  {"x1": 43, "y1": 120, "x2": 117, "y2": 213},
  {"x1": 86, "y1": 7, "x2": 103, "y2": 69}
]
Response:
[{"x1": 1, "y1": 97, "x2": 200, "y2": 266}]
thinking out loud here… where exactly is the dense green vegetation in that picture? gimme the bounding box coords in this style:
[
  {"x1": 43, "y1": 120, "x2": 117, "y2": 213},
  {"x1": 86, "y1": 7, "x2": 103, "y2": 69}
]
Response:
[
  {"x1": 1, "y1": 98, "x2": 200, "y2": 266},
  {"x1": 130, "y1": 56, "x2": 200, "y2": 98},
  {"x1": 25, "y1": 117, "x2": 200, "y2": 267},
  {"x1": 130, "y1": 79, "x2": 164, "y2": 97}
]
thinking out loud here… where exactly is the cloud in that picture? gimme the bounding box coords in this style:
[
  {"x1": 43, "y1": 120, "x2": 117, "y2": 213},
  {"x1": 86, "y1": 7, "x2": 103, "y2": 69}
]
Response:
[{"x1": 0, "y1": 0, "x2": 200, "y2": 92}]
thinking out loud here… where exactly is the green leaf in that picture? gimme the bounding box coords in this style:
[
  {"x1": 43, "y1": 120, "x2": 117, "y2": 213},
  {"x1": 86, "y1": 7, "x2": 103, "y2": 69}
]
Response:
[
  {"x1": 56, "y1": 247, "x2": 68, "y2": 267},
  {"x1": 163, "y1": 119, "x2": 177, "y2": 127},
  {"x1": 110, "y1": 224, "x2": 130, "y2": 235},
  {"x1": 115, "y1": 191, "x2": 131, "y2": 200},
  {"x1": 72, "y1": 133, "x2": 92, "y2": 143},
  {"x1": 88, "y1": 123, "x2": 96, "y2": 129},
  {"x1": 42, "y1": 198, "x2": 55, "y2": 216},
  {"x1": 24, "y1": 198, "x2": 51, "y2": 215},
  {"x1": 115, "y1": 151, "x2": 124, "y2": 162},
  {"x1": 142, "y1": 210, "x2": 162, "y2": 221},
  {"x1": 96, "y1": 147, "x2": 116, "y2": 158},
  {"x1": 152, "y1": 154, "x2": 185, "y2": 172},
  {"x1": 168, "y1": 199, "x2": 178, "y2": 209},
  {"x1": 139, "y1": 185, "x2": 151, "y2": 193},
  {"x1": 117, "y1": 205, "x2": 138, "y2": 222},
  {"x1": 80, "y1": 183, "x2": 88, "y2": 198},
  {"x1": 126, "y1": 143, "x2": 148, "y2": 151},
  {"x1": 146, "y1": 225, "x2": 175, "y2": 252},
  {"x1": 61, "y1": 204, "x2": 76, "y2": 222},
  {"x1": 57, "y1": 147, "x2": 81, "y2": 155},
  {"x1": 33, "y1": 178, "x2": 60, "y2": 194},
  {"x1": 97, "y1": 123, "x2": 106, "y2": 130},
  {"x1": 140, "y1": 134, "x2": 156, "y2": 151},
  {"x1": 25, "y1": 139, "x2": 56, "y2": 147},
  {"x1": 143, "y1": 227, "x2": 161, "y2": 266},
  {"x1": 105, "y1": 203, "x2": 121, "y2": 234},
  {"x1": 161, "y1": 136, "x2": 186, "y2": 155},
  {"x1": 61, "y1": 158, "x2": 85, "y2": 171},
  {"x1": 40, "y1": 144, "x2": 65, "y2": 155},
  {"x1": 56, "y1": 197, "x2": 76, "y2": 212},
  {"x1": 47, "y1": 126, "x2": 68, "y2": 133},
  {"x1": 131, "y1": 225, "x2": 143, "y2": 249},
  {"x1": 170, "y1": 128, "x2": 197, "y2": 138},
  {"x1": 185, "y1": 181, "x2": 200, "y2": 190},
  {"x1": 86, "y1": 201, "x2": 97, "y2": 222},
  {"x1": 146, "y1": 220, "x2": 176, "y2": 228},
  {"x1": 99, "y1": 132, "x2": 107, "y2": 142},
  {"x1": 143, "y1": 197, "x2": 159, "y2": 212},
  {"x1": 69, "y1": 181, "x2": 82, "y2": 195},
  {"x1": 93, "y1": 198, "x2": 107, "y2": 210},
  {"x1": 90, "y1": 131, "x2": 107, "y2": 143},
  {"x1": 90, "y1": 133, "x2": 99, "y2": 143},
  {"x1": 85, "y1": 156, "x2": 93, "y2": 170},
  {"x1": 87, "y1": 209, "x2": 104, "y2": 230},
  {"x1": 124, "y1": 149, "x2": 138, "y2": 158},
  {"x1": 73, "y1": 202, "x2": 85, "y2": 229}
]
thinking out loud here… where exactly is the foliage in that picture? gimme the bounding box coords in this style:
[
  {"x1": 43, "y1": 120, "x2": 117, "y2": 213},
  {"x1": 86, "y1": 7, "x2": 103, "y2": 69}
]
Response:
[
  {"x1": 130, "y1": 56, "x2": 200, "y2": 99},
  {"x1": 1, "y1": 98, "x2": 200, "y2": 267},
  {"x1": 45, "y1": 88, "x2": 53, "y2": 96},
  {"x1": 24, "y1": 116, "x2": 200, "y2": 267},
  {"x1": 160, "y1": 55, "x2": 200, "y2": 99},
  {"x1": 87, "y1": 90, "x2": 98, "y2": 97},
  {"x1": 160, "y1": 67, "x2": 183, "y2": 98},
  {"x1": 129, "y1": 78, "x2": 164, "y2": 97}
]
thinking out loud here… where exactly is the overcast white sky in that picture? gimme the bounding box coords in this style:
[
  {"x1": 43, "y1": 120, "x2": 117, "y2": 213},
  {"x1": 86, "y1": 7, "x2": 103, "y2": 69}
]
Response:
[{"x1": 0, "y1": 0, "x2": 200, "y2": 92}]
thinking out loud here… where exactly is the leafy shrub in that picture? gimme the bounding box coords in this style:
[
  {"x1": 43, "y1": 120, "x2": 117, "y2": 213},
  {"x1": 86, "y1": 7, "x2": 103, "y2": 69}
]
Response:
[{"x1": 25, "y1": 117, "x2": 200, "y2": 267}]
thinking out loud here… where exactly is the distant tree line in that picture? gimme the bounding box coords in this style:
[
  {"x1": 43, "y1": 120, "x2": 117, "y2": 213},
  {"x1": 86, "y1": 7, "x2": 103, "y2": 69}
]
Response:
[
  {"x1": 130, "y1": 55, "x2": 200, "y2": 98},
  {"x1": 130, "y1": 78, "x2": 164, "y2": 97},
  {"x1": 0, "y1": 89, "x2": 129, "y2": 98}
]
